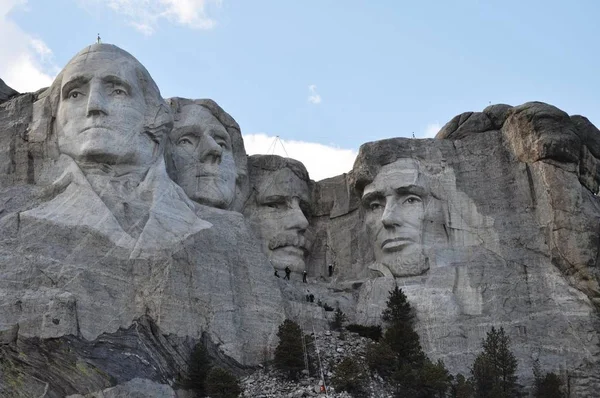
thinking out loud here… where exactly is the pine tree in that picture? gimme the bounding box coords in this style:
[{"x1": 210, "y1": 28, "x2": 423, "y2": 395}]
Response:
[
  {"x1": 205, "y1": 367, "x2": 242, "y2": 398},
  {"x1": 381, "y1": 286, "x2": 415, "y2": 326},
  {"x1": 383, "y1": 321, "x2": 424, "y2": 366},
  {"x1": 366, "y1": 341, "x2": 397, "y2": 377},
  {"x1": 449, "y1": 373, "x2": 473, "y2": 398},
  {"x1": 533, "y1": 359, "x2": 564, "y2": 398},
  {"x1": 471, "y1": 327, "x2": 518, "y2": 398},
  {"x1": 419, "y1": 359, "x2": 452, "y2": 398},
  {"x1": 274, "y1": 319, "x2": 305, "y2": 380},
  {"x1": 331, "y1": 308, "x2": 347, "y2": 331},
  {"x1": 184, "y1": 342, "x2": 212, "y2": 397},
  {"x1": 369, "y1": 287, "x2": 451, "y2": 398},
  {"x1": 331, "y1": 357, "x2": 368, "y2": 397}
]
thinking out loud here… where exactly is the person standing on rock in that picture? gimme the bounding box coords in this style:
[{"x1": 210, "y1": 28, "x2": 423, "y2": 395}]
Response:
[
  {"x1": 302, "y1": 270, "x2": 307, "y2": 283},
  {"x1": 284, "y1": 266, "x2": 291, "y2": 280}
]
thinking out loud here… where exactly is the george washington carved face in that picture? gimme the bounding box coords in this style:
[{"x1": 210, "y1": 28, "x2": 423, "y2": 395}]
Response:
[{"x1": 55, "y1": 45, "x2": 165, "y2": 168}]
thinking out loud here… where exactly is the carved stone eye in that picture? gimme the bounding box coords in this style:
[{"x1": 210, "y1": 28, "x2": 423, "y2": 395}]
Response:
[
  {"x1": 404, "y1": 196, "x2": 422, "y2": 205},
  {"x1": 369, "y1": 202, "x2": 382, "y2": 211}
]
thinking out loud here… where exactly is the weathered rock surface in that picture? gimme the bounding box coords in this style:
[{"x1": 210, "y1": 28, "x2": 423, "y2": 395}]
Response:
[
  {"x1": 0, "y1": 45, "x2": 284, "y2": 397},
  {"x1": 240, "y1": 330, "x2": 394, "y2": 398},
  {"x1": 0, "y1": 78, "x2": 18, "y2": 103},
  {"x1": 1, "y1": 43, "x2": 600, "y2": 397},
  {"x1": 306, "y1": 101, "x2": 600, "y2": 395}
]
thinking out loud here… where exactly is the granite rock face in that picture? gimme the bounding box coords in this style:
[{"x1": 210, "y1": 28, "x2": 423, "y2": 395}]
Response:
[
  {"x1": 243, "y1": 155, "x2": 312, "y2": 275},
  {"x1": 0, "y1": 78, "x2": 18, "y2": 103},
  {"x1": 0, "y1": 42, "x2": 599, "y2": 397},
  {"x1": 0, "y1": 44, "x2": 284, "y2": 396},
  {"x1": 307, "y1": 101, "x2": 600, "y2": 395}
]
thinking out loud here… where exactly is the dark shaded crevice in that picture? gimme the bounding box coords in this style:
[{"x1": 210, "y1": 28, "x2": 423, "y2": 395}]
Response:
[
  {"x1": 525, "y1": 163, "x2": 537, "y2": 208},
  {"x1": 26, "y1": 150, "x2": 34, "y2": 184}
]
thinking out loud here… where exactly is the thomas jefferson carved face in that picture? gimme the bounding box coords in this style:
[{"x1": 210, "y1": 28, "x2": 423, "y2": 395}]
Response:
[
  {"x1": 55, "y1": 49, "x2": 157, "y2": 167},
  {"x1": 362, "y1": 158, "x2": 428, "y2": 277},
  {"x1": 167, "y1": 104, "x2": 237, "y2": 209},
  {"x1": 245, "y1": 167, "x2": 310, "y2": 273}
]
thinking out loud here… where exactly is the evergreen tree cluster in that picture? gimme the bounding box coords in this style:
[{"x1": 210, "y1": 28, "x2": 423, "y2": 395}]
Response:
[
  {"x1": 366, "y1": 287, "x2": 452, "y2": 397},
  {"x1": 331, "y1": 357, "x2": 369, "y2": 398},
  {"x1": 364, "y1": 287, "x2": 566, "y2": 398},
  {"x1": 273, "y1": 319, "x2": 305, "y2": 380},
  {"x1": 184, "y1": 342, "x2": 242, "y2": 398},
  {"x1": 271, "y1": 287, "x2": 567, "y2": 398}
]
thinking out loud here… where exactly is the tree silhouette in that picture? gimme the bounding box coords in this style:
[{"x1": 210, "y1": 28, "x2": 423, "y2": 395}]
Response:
[
  {"x1": 471, "y1": 327, "x2": 518, "y2": 398},
  {"x1": 382, "y1": 286, "x2": 415, "y2": 326},
  {"x1": 274, "y1": 319, "x2": 305, "y2": 380}
]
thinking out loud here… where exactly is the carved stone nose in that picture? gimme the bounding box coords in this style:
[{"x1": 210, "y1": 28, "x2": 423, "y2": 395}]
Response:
[
  {"x1": 199, "y1": 136, "x2": 223, "y2": 164},
  {"x1": 86, "y1": 85, "x2": 108, "y2": 117}
]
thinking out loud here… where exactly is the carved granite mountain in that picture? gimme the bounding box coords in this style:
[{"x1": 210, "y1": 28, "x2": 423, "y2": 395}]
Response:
[
  {"x1": 0, "y1": 43, "x2": 599, "y2": 397},
  {"x1": 0, "y1": 45, "x2": 284, "y2": 397},
  {"x1": 307, "y1": 102, "x2": 600, "y2": 395}
]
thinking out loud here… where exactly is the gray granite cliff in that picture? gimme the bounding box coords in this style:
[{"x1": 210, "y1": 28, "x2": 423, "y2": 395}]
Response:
[{"x1": 0, "y1": 46, "x2": 598, "y2": 396}]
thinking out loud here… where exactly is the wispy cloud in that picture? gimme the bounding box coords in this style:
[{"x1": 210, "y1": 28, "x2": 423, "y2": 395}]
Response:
[
  {"x1": 420, "y1": 123, "x2": 441, "y2": 138},
  {"x1": 0, "y1": 0, "x2": 57, "y2": 92},
  {"x1": 243, "y1": 133, "x2": 356, "y2": 181},
  {"x1": 308, "y1": 84, "x2": 322, "y2": 105},
  {"x1": 80, "y1": 0, "x2": 221, "y2": 35}
]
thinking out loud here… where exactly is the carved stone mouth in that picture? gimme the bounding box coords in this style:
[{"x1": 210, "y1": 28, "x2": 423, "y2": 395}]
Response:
[
  {"x1": 381, "y1": 237, "x2": 413, "y2": 250},
  {"x1": 80, "y1": 125, "x2": 112, "y2": 134},
  {"x1": 274, "y1": 245, "x2": 306, "y2": 256}
]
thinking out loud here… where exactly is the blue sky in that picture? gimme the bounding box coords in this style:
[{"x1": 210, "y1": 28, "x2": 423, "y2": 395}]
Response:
[{"x1": 2, "y1": 0, "x2": 600, "y2": 180}]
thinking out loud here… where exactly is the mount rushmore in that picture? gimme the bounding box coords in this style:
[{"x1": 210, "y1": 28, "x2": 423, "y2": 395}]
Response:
[{"x1": 0, "y1": 43, "x2": 598, "y2": 396}]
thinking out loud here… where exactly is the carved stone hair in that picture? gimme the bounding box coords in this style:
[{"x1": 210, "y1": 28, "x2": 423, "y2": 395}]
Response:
[{"x1": 247, "y1": 154, "x2": 310, "y2": 185}]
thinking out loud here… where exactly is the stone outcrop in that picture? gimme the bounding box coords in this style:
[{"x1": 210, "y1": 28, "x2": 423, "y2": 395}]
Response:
[
  {"x1": 0, "y1": 44, "x2": 284, "y2": 396},
  {"x1": 1, "y1": 42, "x2": 599, "y2": 397},
  {"x1": 0, "y1": 78, "x2": 18, "y2": 103},
  {"x1": 306, "y1": 101, "x2": 600, "y2": 394}
]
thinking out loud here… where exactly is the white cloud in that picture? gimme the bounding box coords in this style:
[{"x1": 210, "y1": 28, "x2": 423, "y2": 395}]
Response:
[
  {"x1": 0, "y1": 0, "x2": 56, "y2": 92},
  {"x1": 243, "y1": 133, "x2": 357, "y2": 181},
  {"x1": 420, "y1": 123, "x2": 441, "y2": 138},
  {"x1": 308, "y1": 84, "x2": 322, "y2": 105},
  {"x1": 81, "y1": 0, "x2": 221, "y2": 35}
]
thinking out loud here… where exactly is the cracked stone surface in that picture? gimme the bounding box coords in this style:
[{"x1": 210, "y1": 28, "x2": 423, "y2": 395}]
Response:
[
  {"x1": 306, "y1": 101, "x2": 600, "y2": 395},
  {"x1": 0, "y1": 43, "x2": 599, "y2": 397}
]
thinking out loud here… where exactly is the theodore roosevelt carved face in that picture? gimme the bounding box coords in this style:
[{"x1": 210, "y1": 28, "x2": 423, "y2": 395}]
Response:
[
  {"x1": 361, "y1": 158, "x2": 429, "y2": 277},
  {"x1": 244, "y1": 155, "x2": 311, "y2": 273}
]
